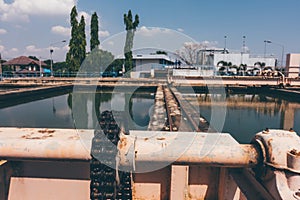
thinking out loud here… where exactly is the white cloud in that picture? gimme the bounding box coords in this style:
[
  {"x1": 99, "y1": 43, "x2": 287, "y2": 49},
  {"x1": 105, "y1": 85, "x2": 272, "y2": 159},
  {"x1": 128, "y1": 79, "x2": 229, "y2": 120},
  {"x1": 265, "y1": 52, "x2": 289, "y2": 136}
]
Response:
[
  {"x1": 26, "y1": 45, "x2": 56, "y2": 54},
  {"x1": 21, "y1": 44, "x2": 67, "y2": 61},
  {"x1": 1, "y1": 48, "x2": 19, "y2": 59},
  {"x1": 10, "y1": 48, "x2": 19, "y2": 53},
  {"x1": 177, "y1": 28, "x2": 184, "y2": 32},
  {"x1": 51, "y1": 11, "x2": 91, "y2": 38},
  {"x1": 136, "y1": 26, "x2": 172, "y2": 37},
  {"x1": 201, "y1": 40, "x2": 218, "y2": 47},
  {"x1": 0, "y1": 28, "x2": 7, "y2": 34},
  {"x1": 99, "y1": 30, "x2": 110, "y2": 38},
  {"x1": 0, "y1": 0, "x2": 76, "y2": 22},
  {"x1": 183, "y1": 41, "x2": 218, "y2": 49},
  {"x1": 26, "y1": 45, "x2": 42, "y2": 53},
  {"x1": 51, "y1": 26, "x2": 70, "y2": 37}
]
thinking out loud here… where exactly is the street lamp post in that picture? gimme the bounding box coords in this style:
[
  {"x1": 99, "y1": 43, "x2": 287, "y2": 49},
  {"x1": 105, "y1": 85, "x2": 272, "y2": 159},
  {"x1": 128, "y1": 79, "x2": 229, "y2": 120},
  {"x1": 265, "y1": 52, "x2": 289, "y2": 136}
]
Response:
[
  {"x1": 242, "y1": 36, "x2": 246, "y2": 53},
  {"x1": 50, "y1": 49, "x2": 54, "y2": 77},
  {"x1": 224, "y1": 36, "x2": 227, "y2": 54},
  {"x1": 264, "y1": 40, "x2": 271, "y2": 58},
  {"x1": 241, "y1": 36, "x2": 246, "y2": 65},
  {"x1": 0, "y1": 53, "x2": 2, "y2": 77},
  {"x1": 264, "y1": 40, "x2": 284, "y2": 71},
  {"x1": 39, "y1": 57, "x2": 42, "y2": 77},
  {"x1": 50, "y1": 40, "x2": 66, "y2": 77}
]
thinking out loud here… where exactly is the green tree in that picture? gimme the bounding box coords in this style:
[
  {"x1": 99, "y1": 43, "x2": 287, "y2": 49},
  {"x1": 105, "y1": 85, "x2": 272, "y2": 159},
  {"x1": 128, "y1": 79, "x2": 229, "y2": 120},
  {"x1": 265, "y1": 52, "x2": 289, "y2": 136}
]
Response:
[
  {"x1": 28, "y1": 56, "x2": 39, "y2": 61},
  {"x1": 83, "y1": 49, "x2": 114, "y2": 75},
  {"x1": 90, "y1": 12, "x2": 100, "y2": 51},
  {"x1": 43, "y1": 59, "x2": 51, "y2": 66},
  {"x1": 78, "y1": 15, "x2": 87, "y2": 64},
  {"x1": 53, "y1": 61, "x2": 67, "y2": 73},
  {"x1": 66, "y1": 6, "x2": 86, "y2": 72},
  {"x1": 106, "y1": 59, "x2": 123, "y2": 74},
  {"x1": 66, "y1": 6, "x2": 80, "y2": 72},
  {"x1": 123, "y1": 10, "x2": 139, "y2": 74},
  {"x1": 239, "y1": 64, "x2": 247, "y2": 76}
]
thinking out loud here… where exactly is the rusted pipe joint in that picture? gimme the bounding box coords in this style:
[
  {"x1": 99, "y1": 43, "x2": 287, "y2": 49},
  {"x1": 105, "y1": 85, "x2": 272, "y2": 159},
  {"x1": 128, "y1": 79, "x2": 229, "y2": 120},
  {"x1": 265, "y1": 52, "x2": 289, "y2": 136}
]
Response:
[{"x1": 253, "y1": 129, "x2": 300, "y2": 198}]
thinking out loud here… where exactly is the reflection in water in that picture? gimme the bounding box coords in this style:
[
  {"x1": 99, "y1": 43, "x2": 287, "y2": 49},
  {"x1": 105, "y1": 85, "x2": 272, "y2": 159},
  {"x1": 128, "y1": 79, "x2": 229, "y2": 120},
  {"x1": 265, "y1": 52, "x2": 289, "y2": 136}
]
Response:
[
  {"x1": 0, "y1": 90, "x2": 299, "y2": 144},
  {"x1": 0, "y1": 90, "x2": 155, "y2": 130},
  {"x1": 0, "y1": 94, "x2": 75, "y2": 128},
  {"x1": 185, "y1": 93, "x2": 300, "y2": 143},
  {"x1": 195, "y1": 93, "x2": 283, "y2": 117}
]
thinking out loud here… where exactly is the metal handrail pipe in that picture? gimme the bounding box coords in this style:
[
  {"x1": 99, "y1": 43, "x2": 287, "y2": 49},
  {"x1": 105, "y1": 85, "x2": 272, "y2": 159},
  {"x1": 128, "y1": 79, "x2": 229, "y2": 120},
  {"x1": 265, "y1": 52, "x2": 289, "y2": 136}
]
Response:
[
  {"x1": 0, "y1": 128, "x2": 93, "y2": 161},
  {"x1": 0, "y1": 128, "x2": 260, "y2": 168},
  {"x1": 118, "y1": 131, "x2": 260, "y2": 169}
]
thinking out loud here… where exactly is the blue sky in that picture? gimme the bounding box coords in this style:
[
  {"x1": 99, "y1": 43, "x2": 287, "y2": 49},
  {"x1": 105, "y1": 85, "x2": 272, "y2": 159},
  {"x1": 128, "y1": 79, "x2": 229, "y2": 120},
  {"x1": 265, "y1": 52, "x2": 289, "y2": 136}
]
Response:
[{"x1": 0, "y1": 0, "x2": 300, "y2": 62}]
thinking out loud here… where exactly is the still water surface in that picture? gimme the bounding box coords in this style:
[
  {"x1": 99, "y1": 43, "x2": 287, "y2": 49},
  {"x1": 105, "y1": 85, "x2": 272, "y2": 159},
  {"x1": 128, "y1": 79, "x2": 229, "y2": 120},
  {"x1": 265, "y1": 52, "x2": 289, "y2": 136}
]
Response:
[
  {"x1": 0, "y1": 90, "x2": 299, "y2": 143},
  {"x1": 188, "y1": 93, "x2": 300, "y2": 143},
  {"x1": 0, "y1": 91, "x2": 154, "y2": 130}
]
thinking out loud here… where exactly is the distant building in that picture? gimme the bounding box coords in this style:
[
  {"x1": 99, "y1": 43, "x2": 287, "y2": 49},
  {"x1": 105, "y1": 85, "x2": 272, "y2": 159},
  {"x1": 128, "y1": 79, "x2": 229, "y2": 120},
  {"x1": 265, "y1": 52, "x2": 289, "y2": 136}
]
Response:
[
  {"x1": 286, "y1": 53, "x2": 300, "y2": 78},
  {"x1": 197, "y1": 48, "x2": 276, "y2": 68},
  {"x1": 2, "y1": 56, "x2": 47, "y2": 77},
  {"x1": 213, "y1": 53, "x2": 276, "y2": 68},
  {"x1": 124, "y1": 54, "x2": 175, "y2": 78},
  {"x1": 133, "y1": 54, "x2": 174, "y2": 71}
]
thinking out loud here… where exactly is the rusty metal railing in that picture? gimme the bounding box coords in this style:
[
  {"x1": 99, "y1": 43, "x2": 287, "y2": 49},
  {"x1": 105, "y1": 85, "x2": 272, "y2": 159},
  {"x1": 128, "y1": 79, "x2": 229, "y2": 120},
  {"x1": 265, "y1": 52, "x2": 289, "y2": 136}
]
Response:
[
  {"x1": 0, "y1": 128, "x2": 259, "y2": 168},
  {"x1": 1, "y1": 128, "x2": 299, "y2": 200}
]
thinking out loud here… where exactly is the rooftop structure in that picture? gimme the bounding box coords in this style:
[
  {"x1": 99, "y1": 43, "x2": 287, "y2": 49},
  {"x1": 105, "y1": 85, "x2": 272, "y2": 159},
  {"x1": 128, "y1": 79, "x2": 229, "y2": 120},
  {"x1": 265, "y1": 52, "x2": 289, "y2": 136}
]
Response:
[
  {"x1": 2, "y1": 56, "x2": 47, "y2": 76},
  {"x1": 3, "y1": 56, "x2": 47, "y2": 68}
]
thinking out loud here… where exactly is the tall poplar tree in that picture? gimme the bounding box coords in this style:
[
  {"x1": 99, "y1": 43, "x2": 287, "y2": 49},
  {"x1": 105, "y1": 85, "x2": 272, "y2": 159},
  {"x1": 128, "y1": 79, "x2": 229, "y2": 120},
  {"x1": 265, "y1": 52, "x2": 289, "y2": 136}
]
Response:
[
  {"x1": 90, "y1": 12, "x2": 100, "y2": 51},
  {"x1": 123, "y1": 10, "x2": 139, "y2": 73},
  {"x1": 79, "y1": 15, "x2": 86, "y2": 64},
  {"x1": 66, "y1": 6, "x2": 79, "y2": 72},
  {"x1": 66, "y1": 6, "x2": 86, "y2": 72}
]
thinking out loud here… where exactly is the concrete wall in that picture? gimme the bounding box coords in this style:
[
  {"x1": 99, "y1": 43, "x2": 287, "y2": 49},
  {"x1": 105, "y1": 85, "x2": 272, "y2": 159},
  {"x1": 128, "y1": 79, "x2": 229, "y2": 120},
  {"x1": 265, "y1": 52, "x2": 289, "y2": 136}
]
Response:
[{"x1": 173, "y1": 68, "x2": 214, "y2": 77}]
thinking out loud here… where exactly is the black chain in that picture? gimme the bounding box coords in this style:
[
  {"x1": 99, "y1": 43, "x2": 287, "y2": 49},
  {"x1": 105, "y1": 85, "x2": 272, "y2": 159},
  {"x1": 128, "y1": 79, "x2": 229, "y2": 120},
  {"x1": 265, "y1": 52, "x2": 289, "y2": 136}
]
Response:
[{"x1": 90, "y1": 111, "x2": 132, "y2": 200}]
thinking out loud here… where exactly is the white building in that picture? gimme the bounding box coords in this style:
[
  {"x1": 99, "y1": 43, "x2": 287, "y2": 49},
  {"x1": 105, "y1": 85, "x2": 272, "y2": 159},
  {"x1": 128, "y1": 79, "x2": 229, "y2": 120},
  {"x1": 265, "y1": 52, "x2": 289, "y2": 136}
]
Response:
[
  {"x1": 198, "y1": 48, "x2": 276, "y2": 68},
  {"x1": 286, "y1": 53, "x2": 300, "y2": 78},
  {"x1": 133, "y1": 54, "x2": 174, "y2": 72},
  {"x1": 128, "y1": 54, "x2": 174, "y2": 78}
]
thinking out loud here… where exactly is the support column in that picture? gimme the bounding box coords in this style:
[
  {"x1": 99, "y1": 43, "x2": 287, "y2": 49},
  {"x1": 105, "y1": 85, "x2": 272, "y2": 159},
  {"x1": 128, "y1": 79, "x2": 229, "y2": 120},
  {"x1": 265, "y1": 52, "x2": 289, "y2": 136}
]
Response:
[
  {"x1": 170, "y1": 165, "x2": 189, "y2": 200},
  {"x1": 0, "y1": 160, "x2": 13, "y2": 200}
]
